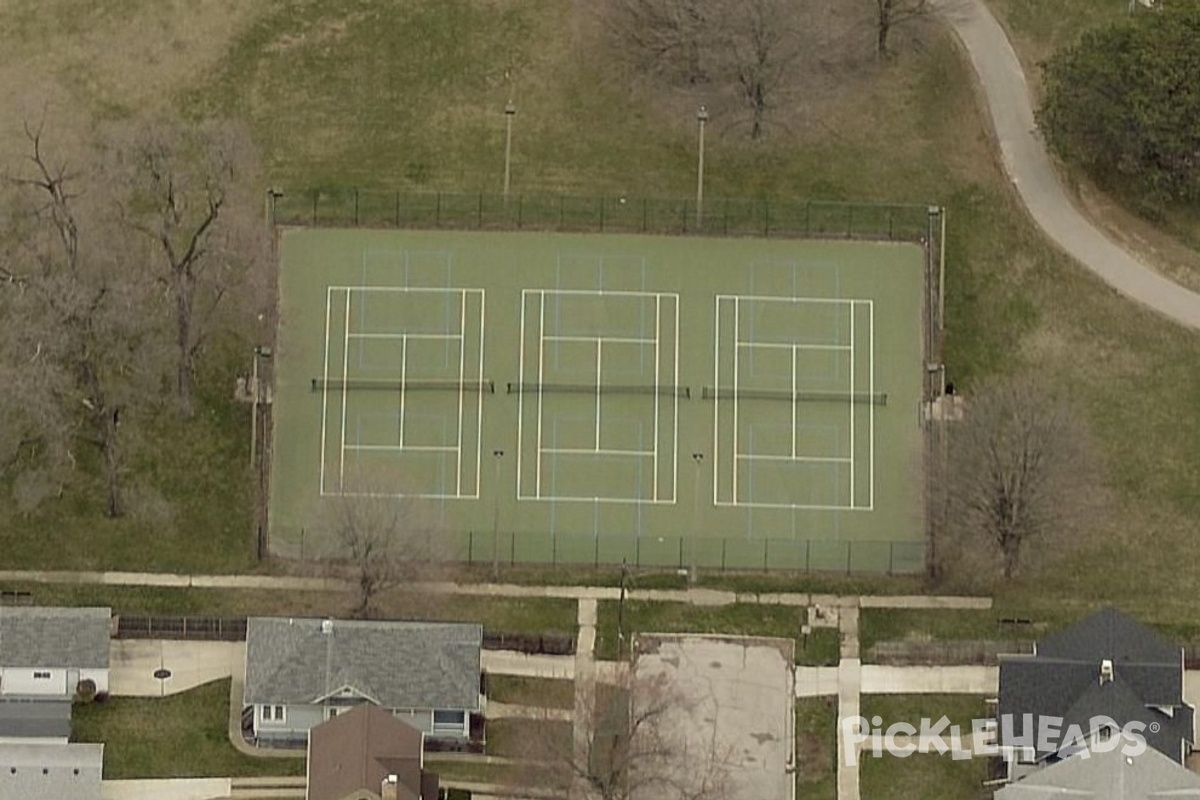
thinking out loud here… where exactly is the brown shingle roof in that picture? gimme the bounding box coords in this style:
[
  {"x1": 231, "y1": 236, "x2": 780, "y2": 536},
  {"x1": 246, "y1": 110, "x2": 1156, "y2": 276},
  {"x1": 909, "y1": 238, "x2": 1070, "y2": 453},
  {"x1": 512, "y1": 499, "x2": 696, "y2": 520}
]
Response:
[{"x1": 307, "y1": 704, "x2": 437, "y2": 800}]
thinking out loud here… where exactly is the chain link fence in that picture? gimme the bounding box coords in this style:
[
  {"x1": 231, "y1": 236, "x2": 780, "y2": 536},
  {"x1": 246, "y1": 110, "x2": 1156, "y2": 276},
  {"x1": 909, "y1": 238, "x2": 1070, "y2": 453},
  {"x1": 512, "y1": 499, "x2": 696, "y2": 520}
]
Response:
[
  {"x1": 271, "y1": 188, "x2": 935, "y2": 242},
  {"x1": 459, "y1": 530, "x2": 924, "y2": 574}
]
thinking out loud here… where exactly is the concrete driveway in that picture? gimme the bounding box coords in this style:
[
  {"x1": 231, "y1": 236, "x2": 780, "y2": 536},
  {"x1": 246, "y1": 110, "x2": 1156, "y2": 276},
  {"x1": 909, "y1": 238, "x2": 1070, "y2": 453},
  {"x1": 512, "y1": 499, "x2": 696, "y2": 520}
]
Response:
[{"x1": 109, "y1": 640, "x2": 243, "y2": 697}]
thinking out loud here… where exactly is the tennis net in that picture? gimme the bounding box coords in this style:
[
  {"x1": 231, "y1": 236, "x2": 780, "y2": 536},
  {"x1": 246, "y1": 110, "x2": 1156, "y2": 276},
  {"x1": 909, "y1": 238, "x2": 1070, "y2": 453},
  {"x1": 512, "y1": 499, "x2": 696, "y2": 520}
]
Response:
[
  {"x1": 311, "y1": 378, "x2": 495, "y2": 393},
  {"x1": 506, "y1": 382, "x2": 691, "y2": 399},
  {"x1": 701, "y1": 387, "x2": 887, "y2": 405}
]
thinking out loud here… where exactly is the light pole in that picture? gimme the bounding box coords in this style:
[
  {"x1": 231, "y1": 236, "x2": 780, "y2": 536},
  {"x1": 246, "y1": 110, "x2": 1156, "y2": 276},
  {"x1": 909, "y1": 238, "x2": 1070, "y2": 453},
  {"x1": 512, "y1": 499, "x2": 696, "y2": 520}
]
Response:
[
  {"x1": 695, "y1": 106, "x2": 709, "y2": 227},
  {"x1": 249, "y1": 346, "x2": 272, "y2": 468},
  {"x1": 491, "y1": 449, "x2": 505, "y2": 579},
  {"x1": 691, "y1": 452, "x2": 704, "y2": 582},
  {"x1": 503, "y1": 101, "x2": 517, "y2": 200}
]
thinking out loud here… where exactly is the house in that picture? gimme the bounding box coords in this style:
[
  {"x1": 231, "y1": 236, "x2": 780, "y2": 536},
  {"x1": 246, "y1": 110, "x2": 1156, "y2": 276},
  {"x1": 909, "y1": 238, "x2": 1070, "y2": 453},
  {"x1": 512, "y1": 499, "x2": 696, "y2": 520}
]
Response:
[
  {"x1": 0, "y1": 742, "x2": 104, "y2": 800},
  {"x1": 244, "y1": 617, "x2": 482, "y2": 746},
  {"x1": 0, "y1": 699, "x2": 72, "y2": 744},
  {"x1": 997, "y1": 607, "x2": 1194, "y2": 775},
  {"x1": 306, "y1": 703, "x2": 439, "y2": 800},
  {"x1": 0, "y1": 607, "x2": 111, "y2": 699},
  {"x1": 994, "y1": 743, "x2": 1200, "y2": 799}
]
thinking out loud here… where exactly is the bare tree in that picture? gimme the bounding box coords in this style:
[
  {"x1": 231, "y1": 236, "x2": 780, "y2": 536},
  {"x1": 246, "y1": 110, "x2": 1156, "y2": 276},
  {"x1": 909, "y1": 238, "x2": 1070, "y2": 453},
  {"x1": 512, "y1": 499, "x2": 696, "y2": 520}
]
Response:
[
  {"x1": 110, "y1": 119, "x2": 264, "y2": 419},
  {"x1": 929, "y1": 377, "x2": 1105, "y2": 581},
  {"x1": 601, "y1": 0, "x2": 711, "y2": 85},
  {"x1": 875, "y1": 0, "x2": 929, "y2": 59},
  {"x1": 320, "y1": 475, "x2": 455, "y2": 619},
  {"x1": 718, "y1": 0, "x2": 798, "y2": 139},
  {"x1": 1, "y1": 121, "x2": 165, "y2": 517},
  {"x1": 528, "y1": 671, "x2": 735, "y2": 800}
]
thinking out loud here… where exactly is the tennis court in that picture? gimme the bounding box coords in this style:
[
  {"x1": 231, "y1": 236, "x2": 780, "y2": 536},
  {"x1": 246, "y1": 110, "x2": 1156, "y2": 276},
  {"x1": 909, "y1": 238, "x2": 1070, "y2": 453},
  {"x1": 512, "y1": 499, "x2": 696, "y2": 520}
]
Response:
[{"x1": 270, "y1": 230, "x2": 927, "y2": 571}]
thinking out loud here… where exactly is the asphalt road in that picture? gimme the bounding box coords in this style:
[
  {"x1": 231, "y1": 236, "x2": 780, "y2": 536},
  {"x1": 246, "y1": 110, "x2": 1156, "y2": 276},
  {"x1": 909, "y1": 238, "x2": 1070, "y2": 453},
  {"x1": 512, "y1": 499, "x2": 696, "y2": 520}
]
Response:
[{"x1": 937, "y1": 0, "x2": 1200, "y2": 331}]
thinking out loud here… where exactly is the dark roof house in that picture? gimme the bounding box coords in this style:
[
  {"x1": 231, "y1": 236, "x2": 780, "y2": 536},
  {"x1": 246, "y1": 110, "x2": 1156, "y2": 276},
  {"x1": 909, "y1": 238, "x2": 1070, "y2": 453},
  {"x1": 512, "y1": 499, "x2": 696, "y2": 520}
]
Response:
[
  {"x1": 306, "y1": 704, "x2": 438, "y2": 800},
  {"x1": 998, "y1": 607, "x2": 1194, "y2": 765},
  {"x1": 245, "y1": 618, "x2": 482, "y2": 712},
  {"x1": 995, "y1": 743, "x2": 1200, "y2": 799},
  {"x1": 0, "y1": 607, "x2": 111, "y2": 669}
]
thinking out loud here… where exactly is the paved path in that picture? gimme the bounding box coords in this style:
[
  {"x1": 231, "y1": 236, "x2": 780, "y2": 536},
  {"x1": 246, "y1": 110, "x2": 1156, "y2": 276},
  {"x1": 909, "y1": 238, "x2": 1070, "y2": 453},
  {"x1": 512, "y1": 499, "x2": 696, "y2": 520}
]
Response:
[
  {"x1": 936, "y1": 0, "x2": 1200, "y2": 330},
  {"x1": 486, "y1": 700, "x2": 572, "y2": 721},
  {"x1": 835, "y1": 606, "x2": 861, "y2": 800},
  {"x1": 102, "y1": 779, "x2": 231, "y2": 800},
  {"x1": 572, "y1": 599, "x2": 598, "y2": 775}
]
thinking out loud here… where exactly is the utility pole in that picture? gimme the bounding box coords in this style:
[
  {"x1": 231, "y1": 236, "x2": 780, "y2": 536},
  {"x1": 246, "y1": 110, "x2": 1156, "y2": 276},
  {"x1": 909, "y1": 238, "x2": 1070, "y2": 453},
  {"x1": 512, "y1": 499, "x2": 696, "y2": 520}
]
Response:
[
  {"x1": 696, "y1": 106, "x2": 709, "y2": 227},
  {"x1": 503, "y1": 101, "x2": 517, "y2": 200}
]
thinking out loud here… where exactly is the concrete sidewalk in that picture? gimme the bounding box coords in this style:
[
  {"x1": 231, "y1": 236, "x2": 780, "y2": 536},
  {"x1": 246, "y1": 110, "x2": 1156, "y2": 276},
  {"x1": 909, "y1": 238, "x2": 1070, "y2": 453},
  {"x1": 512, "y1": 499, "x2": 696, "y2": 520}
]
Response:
[
  {"x1": 861, "y1": 665, "x2": 997, "y2": 695},
  {"x1": 482, "y1": 651, "x2": 575, "y2": 680},
  {"x1": 102, "y1": 779, "x2": 231, "y2": 800}
]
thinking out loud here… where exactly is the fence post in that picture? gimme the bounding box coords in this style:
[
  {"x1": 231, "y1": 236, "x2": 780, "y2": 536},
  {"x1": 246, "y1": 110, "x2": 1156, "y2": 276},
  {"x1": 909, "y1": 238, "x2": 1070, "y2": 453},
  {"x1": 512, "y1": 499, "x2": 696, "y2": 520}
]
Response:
[
  {"x1": 311, "y1": 191, "x2": 318, "y2": 226},
  {"x1": 477, "y1": 192, "x2": 484, "y2": 228},
  {"x1": 354, "y1": 189, "x2": 360, "y2": 226},
  {"x1": 594, "y1": 535, "x2": 600, "y2": 568},
  {"x1": 681, "y1": 200, "x2": 688, "y2": 233},
  {"x1": 847, "y1": 204, "x2": 854, "y2": 237},
  {"x1": 805, "y1": 540, "x2": 811, "y2": 572},
  {"x1": 721, "y1": 539, "x2": 727, "y2": 571},
  {"x1": 888, "y1": 542, "x2": 894, "y2": 576},
  {"x1": 763, "y1": 539, "x2": 769, "y2": 572},
  {"x1": 804, "y1": 202, "x2": 811, "y2": 235},
  {"x1": 517, "y1": 195, "x2": 524, "y2": 229},
  {"x1": 599, "y1": 196, "x2": 605, "y2": 232},
  {"x1": 510, "y1": 530, "x2": 516, "y2": 565},
  {"x1": 436, "y1": 192, "x2": 442, "y2": 228},
  {"x1": 678, "y1": 537, "x2": 684, "y2": 569},
  {"x1": 395, "y1": 191, "x2": 401, "y2": 227},
  {"x1": 763, "y1": 200, "x2": 771, "y2": 237},
  {"x1": 887, "y1": 209, "x2": 894, "y2": 240},
  {"x1": 468, "y1": 530, "x2": 474, "y2": 564},
  {"x1": 183, "y1": 617, "x2": 188, "y2": 638},
  {"x1": 846, "y1": 541, "x2": 853, "y2": 575},
  {"x1": 553, "y1": 532, "x2": 557, "y2": 567},
  {"x1": 559, "y1": 195, "x2": 565, "y2": 228},
  {"x1": 723, "y1": 198, "x2": 729, "y2": 236},
  {"x1": 636, "y1": 536, "x2": 641, "y2": 567},
  {"x1": 642, "y1": 198, "x2": 649, "y2": 232}
]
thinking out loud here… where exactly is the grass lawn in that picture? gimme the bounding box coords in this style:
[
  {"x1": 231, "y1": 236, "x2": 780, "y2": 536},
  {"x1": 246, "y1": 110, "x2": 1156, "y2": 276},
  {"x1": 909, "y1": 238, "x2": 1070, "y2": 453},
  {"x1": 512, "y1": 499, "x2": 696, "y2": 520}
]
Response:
[
  {"x1": 593, "y1": 600, "x2": 809, "y2": 661},
  {"x1": 485, "y1": 719, "x2": 571, "y2": 759},
  {"x1": 72, "y1": 680, "x2": 305, "y2": 779},
  {"x1": 486, "y1": 675, "x2": 575, "y2": 710},
  {"x1": 1, "y1": 583, "x2": 577, "y2": 635},
  {"x1": 795, "y1": 697, "x2": 838, "y2": 800},
  {"x1": 859, "y1": 695, "x2": 990, "y2": 800}
]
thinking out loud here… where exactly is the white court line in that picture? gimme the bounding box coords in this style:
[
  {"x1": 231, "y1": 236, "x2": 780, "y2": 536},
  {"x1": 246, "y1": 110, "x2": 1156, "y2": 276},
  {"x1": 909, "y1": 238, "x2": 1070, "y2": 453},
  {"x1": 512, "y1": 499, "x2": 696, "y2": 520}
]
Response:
[
  {"x1": 715, "y1": 500, "x2": 858, "y2": 511},
  {"x1": 545, "y1": 335, "x2": 656, "y2": 345},
  {"x1": 543, "y1": 448, "x2": 656, "y2": 457},
  {"x1": 346, "y1": 445, "x2": 458, "y2": 453},
  {"x1": 318, "y1": 287, "x2": 334, "y2": 494},
  {"x1": 791, "y1": 344, "x2": 797, "y2": 460},
  {"x1": 868, "y1": 300, "x2": 875, "y2": 510},
  {"x1": 736, "y1": 454, "x2": 852, "y2": 463},
  {"x1": 475, "y1": 289, "x2": 486, "y2": 498},
  {"x1": 398, "y1": 336, "x2": 407, "y2": 447},
  {"x1": 732, "y1": 297, "x2": 740, "y2": 504},
  {"x1": 536, "y1": 289, "x2": 675, "y2": 299},
  {"x1": 672, "y1": 292, "x2": 680, "y2": 505},
  {"x1": 653, "y1": 295, "x2": 660, "y2": 502},
  {"x1": 338, "y1": 290, "x2": 352, "y2": 490},
  {"x1": 456, "y1": 289, "x2": 467, "y2": 497},
  {"x1": 715, "y1": 293, "x2": 856, "y2": 306},
  {"x1": 594, "y1": 340, "x2": 602, "y2": 451},
  {"x1": 326, "y1": 285, "x2": 472, "y2": 294},
  {"x1": 536, "y1": 291, "x2": 547, "y2": 498},
  {"x1": 346, "y1": 332, "x2": 463, "y2": 341},
  {"x1": 516, "y1": 291, "x2": 528, "y2": 500},
  {"x1": 712, "y1": 297, "x2": 721, "y2": 505},
  {"x1": 736, "y1": 341, "x2": 852, "y2": 351},
  {"x1": 849, "y1": 302, "x2": 856, "y2": 507}
]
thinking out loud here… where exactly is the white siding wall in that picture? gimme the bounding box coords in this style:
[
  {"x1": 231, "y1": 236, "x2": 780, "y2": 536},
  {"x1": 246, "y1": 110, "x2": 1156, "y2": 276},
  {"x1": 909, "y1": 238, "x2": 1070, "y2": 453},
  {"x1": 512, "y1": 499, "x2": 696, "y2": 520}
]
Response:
[
  {"x1": 0, "y1": 668, "x2": 68, "y2": 697},
  {"x1": 79, "y1": 668, "x2": 109, "y2": 695}
]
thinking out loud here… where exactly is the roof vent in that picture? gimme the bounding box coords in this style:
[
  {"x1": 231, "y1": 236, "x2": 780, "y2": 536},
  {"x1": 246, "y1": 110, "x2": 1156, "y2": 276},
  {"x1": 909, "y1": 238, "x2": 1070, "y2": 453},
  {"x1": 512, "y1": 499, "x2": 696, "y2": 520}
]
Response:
[
  {"x1": 1100, "y1": 659, "x2": 1114, "y2": 684},
  {"x1": 321, "y1": 619, "x2": 334, "y2": 635}
]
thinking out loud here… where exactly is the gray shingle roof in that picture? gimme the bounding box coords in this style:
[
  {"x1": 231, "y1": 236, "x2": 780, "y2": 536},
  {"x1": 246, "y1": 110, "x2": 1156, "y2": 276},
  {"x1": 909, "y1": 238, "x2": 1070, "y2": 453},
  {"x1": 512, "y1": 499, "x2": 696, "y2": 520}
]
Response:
[
  {"x1": 999, "y1": 607, "x2": 1193, "y2": 763},
  {"x1": 995, "y1": 744, "x2": 1200, "y2": 798},
  {"x1": 0, "y1": 607, "x2": 111, "y2": 669},
  {"x1": 0, "y1": 699, "x2": 72, "y2": 739},
  {"x1": 0, "y1": 743, "x2": 103, "y2": 800},
  {"x1": 243, "y1": 618, "x2": 481, "y2": 711}
]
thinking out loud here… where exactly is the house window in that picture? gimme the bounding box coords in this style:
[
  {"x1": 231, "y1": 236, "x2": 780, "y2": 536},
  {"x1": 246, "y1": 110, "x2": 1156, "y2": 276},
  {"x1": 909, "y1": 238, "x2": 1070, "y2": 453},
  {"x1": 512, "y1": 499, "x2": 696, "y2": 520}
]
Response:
[
  {"x1": 32, "y1": 671, "x2": 51, "y2": 680},
  {"x1": 327, "y1": 707, "x2": 342, "y2": 719},
  {"x1": 432, "y1": 710, "x2": 465, "y2": 733},
  {"x1": 261, "y1": 705, "x2": 285, "y2": 722}
]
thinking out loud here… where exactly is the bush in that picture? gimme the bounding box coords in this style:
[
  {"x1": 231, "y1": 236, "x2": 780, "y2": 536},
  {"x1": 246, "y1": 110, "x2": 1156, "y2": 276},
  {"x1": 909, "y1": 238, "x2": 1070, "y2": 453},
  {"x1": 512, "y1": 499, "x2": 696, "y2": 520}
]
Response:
[{"x1": 1039, "y1": 4, "x2": 1200, "y2": 206}]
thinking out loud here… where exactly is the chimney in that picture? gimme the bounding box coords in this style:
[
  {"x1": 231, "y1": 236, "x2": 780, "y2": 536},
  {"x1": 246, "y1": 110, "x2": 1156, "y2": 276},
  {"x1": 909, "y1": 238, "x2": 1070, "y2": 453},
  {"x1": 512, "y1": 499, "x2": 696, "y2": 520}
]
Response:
[
  {"x1": 321, "y1": 619, "x2": 333, "y2": 635},
  {"x1": 381, "y1": 774, "x2": 399, "y2": 800},
  {"x1": 1100, "y1": 659, "x2": 1114, "y2": 685}
]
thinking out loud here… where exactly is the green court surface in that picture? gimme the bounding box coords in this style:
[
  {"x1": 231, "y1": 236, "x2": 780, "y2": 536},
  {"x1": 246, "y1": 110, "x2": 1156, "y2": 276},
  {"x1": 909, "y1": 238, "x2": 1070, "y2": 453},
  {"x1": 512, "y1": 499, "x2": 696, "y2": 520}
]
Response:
[{"x1": 270, "y1": 229, "x2": 927, "y2": 572}]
